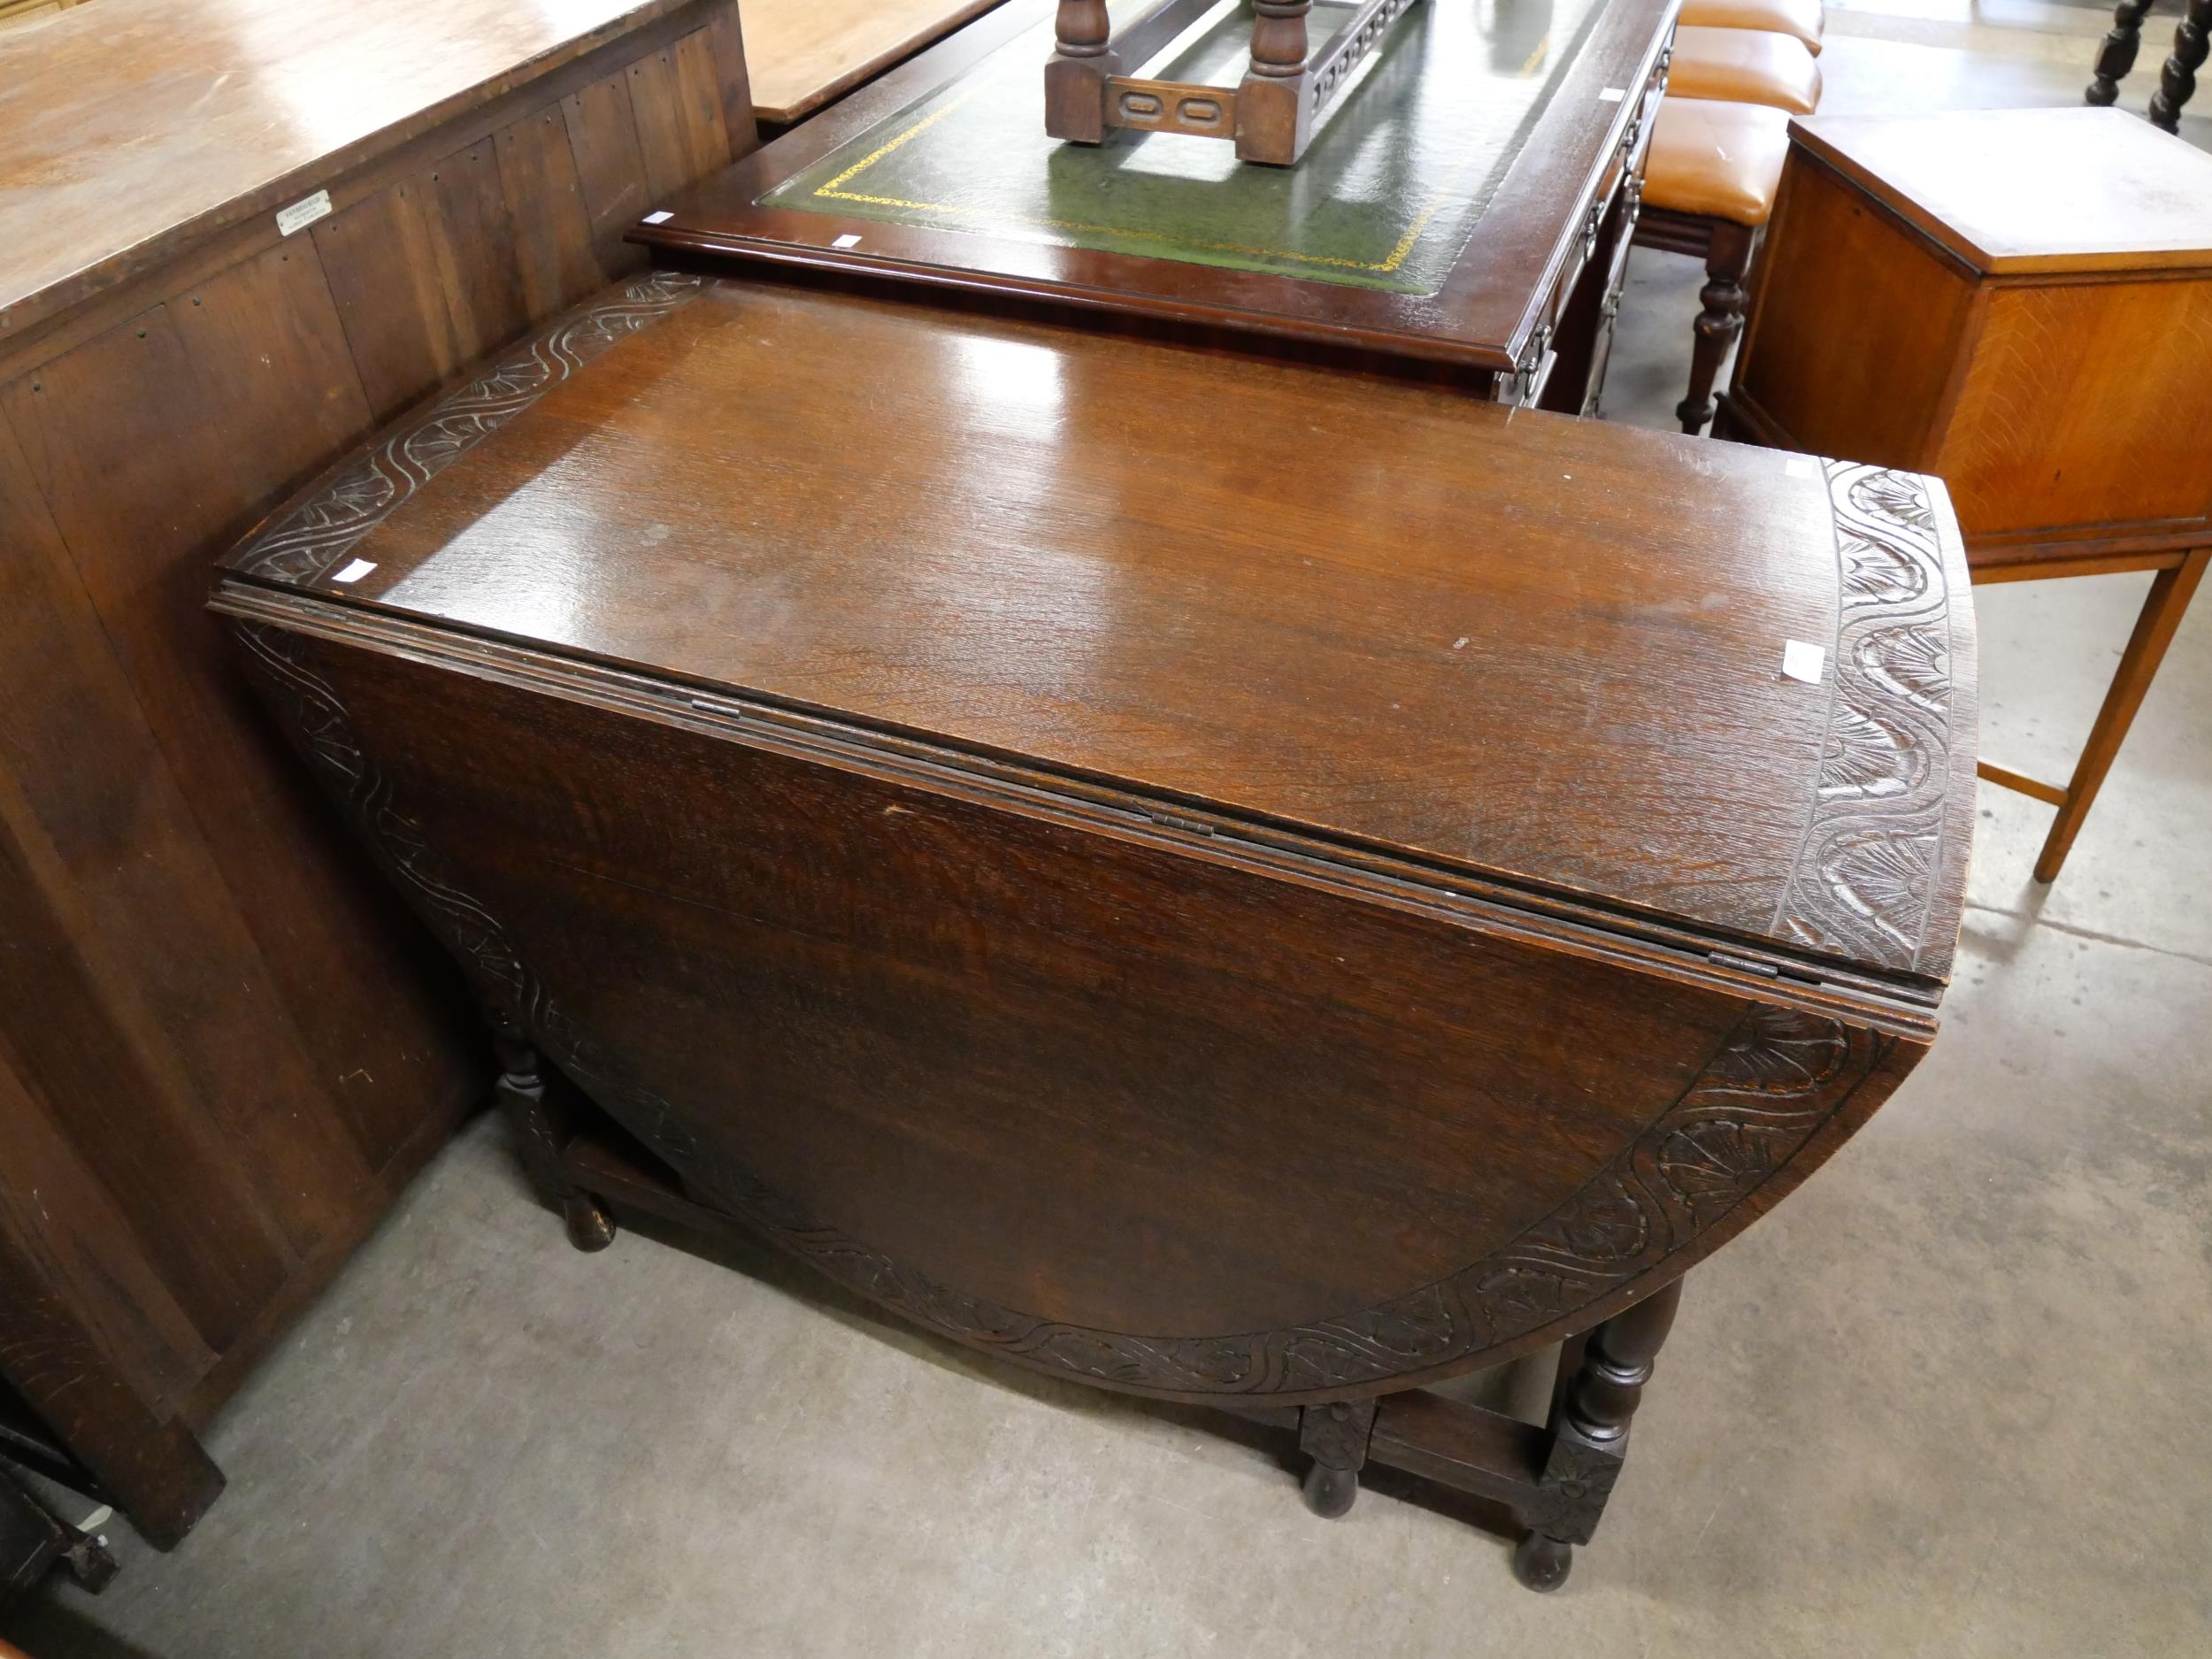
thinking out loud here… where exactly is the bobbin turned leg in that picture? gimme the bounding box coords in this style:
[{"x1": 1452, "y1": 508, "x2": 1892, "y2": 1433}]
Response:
[
  {"x1": 2149, "y1": 0, "x2": 2211, "y2": 131},
  {"x1": 2086, "y1": 0, "x2": 2154, "y2": 104},
  {"x1": 1511, "y1": 1276, "x2": 1685, "y2": 1592},
  {"x1": 1299, "y1": 1398, "x2": 1378, "y2": 1519},
  {"x1": 494, "y1": 1029, "x2": 615, "y2": 1252},
  {"x1": 1678, "y1": 222, "x2": 1755, "y2": 436}
]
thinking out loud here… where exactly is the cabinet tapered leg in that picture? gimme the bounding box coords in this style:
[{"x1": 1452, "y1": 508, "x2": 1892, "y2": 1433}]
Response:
[
  {"x1": 494, "y1": 1030, "x2": 616, "y2": 1252},
  {"x1": 1299, "y1": 1398, "x2": 1377, "y2": 1519},
  {"x1": 1512, "y1": 1276, "x2": 1684, "y2": 1591},
  {"x1": 2032, "y1": 549, "x2": 2209, "y2": 882}
]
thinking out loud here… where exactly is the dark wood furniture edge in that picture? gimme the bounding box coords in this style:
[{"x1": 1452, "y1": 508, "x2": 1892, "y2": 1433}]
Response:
[
  {"x1": 631, "y1": 0, "x2": 1677, "y2": 373},
  {"x1": 219, "y1": 273, "x2": 1965, "y2": 995},
  {"x1": 0, "y1": 0, "x2": 749, "y2": 380}
]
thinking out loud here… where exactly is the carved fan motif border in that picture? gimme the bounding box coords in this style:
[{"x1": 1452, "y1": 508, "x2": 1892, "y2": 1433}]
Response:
[
  {"x1": 1773, "y1": 461, "x2": 1959, "y2": 975},
  {"x1": 233, "y1": 619, "x2": 1893, "y2": 1401},
  {"x1": 228, "y1": 272, "x2": 705, "y2": 586}
]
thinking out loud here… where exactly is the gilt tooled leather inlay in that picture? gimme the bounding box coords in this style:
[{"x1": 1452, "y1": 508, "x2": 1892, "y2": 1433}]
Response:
[
  {"x1": 1773, "y1": 461, "x2": 1959, "y2": 975},
  {"x1": 234, "y1": 620, "x2": 1892, "y2": 1398},
  {"x1": 232, "y1": 273, "x2": 703, "y2": 585}
]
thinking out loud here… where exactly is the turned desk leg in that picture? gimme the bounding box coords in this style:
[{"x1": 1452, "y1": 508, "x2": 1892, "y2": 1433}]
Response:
[
  {"x1": 2032, "y1": 549, "x2": 2209, "y2": 882},
  {"x1": 1678, "y1": 222, "x2": 1755, "y2": 437},
  {"x1": 2087, "y1": 0, "x2": 2155, "y2": 104},
  {"x1": 2150, "y1": 0, "x2": 2212, "y2": 129},
  {"x1": 493, "y1": 1030, "x2": 617, "y2": 1252},
  {"x1": 1045, "y1": 0, "x2": 1117, "y2": 144},
  {"x1": 1299, "y1": 1398, "x2": 1379, "y2": 1518},
  {"x1": 1513, "y1": 1276, "x2": 1685, "y2": 1592}
]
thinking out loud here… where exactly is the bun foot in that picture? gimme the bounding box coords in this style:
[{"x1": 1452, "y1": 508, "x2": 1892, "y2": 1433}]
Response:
[
  {"x1": 562, "y1": 1191, "x2": 616, "y2": 1252},
  {"x1": 1302, "y1": 1462, "x2": 1359, "y2": 1519},
  {"x1": 1512, "y1": 1531, "x2": 1573, "y2": 1592}
]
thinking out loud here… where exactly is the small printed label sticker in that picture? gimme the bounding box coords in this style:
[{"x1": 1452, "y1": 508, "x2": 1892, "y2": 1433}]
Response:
[
  {"x1": 330, "y1": 558, "x2": 377, "y2": 585},
  {"x1": 642, "y1": 210, "x2": 674, "y2": 225},
  {"x1": 833, "y1": 233, "x2": 864, "y2": 249},
  {"x1": 1784, "y1": 457, "x2": 1818, "y2": 479},
  {"x1": 1781, "y1": 640, "x2": 1826, "y2": 685},
  {"x1": 275, "y1": 188, "x2": 334, "y2": 237},
  {"x1": 1598, "y1": 87, "x2": 1627, "y2": 102}
]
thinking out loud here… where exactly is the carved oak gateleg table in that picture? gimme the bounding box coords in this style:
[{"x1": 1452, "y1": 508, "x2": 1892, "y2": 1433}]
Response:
[{"x1": 211, "y1": 273, "x2": 1975, "y2": 1589}]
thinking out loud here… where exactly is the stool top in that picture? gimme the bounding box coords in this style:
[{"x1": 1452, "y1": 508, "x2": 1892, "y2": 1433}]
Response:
[{"x1": 1791, "y1": 107, "x2": 2212, "y2": 276}]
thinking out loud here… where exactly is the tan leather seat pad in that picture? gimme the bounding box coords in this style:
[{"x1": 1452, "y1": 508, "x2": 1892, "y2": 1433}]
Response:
[
  {"x1": 1643, "y1": 98, "x2": 1794, "y2": 225},
  {"x1": 1667, "y1": 26, "x2": 1822, "y2": 114},
  {"x1": 1677, "y1": 0, "x2": 1825, "y2": 55}
]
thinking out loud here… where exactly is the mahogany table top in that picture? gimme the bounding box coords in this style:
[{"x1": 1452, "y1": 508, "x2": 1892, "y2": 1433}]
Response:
[
  {"x1": 633, "y1": 0, "x2": 1676, "y2": 372},
  {"x1": 220, "y1": 272, "x2": 1977, "y2": 995}
]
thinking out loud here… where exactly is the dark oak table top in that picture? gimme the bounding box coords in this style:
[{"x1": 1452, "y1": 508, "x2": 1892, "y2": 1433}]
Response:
[
  {"x1": 633, "y1": 0, "x2": 1678, "y2": 372},
  {"x1": 0, "y1": 0, "x2": 710, "y2": 341},
  {"x1": 222, "y1": 272, "x2": 1977, "y2": 995}
]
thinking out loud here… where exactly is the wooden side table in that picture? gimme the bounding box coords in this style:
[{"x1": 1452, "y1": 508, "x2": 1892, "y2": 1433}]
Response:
[{"x1": 1722, "y1": 107, "x2": 2212, "y2": 881}]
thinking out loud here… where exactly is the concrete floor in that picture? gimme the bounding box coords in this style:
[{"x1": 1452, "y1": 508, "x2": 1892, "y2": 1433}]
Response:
[{"x1": 10, "y1": 7, "x2": 2212, "y2": 1657}]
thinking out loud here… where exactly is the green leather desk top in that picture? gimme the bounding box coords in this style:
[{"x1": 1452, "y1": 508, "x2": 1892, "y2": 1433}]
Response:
[
  {"x1": 759, "y1": 0, "x2": 1606, "y2": 295},
  {"x1": 637, "y1": 0, "x2": 1676, "y2": 370}
]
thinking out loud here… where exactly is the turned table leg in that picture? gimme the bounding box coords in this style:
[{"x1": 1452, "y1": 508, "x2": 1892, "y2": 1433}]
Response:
[
  {"x1": 2087, "y1": 0, "x2": 2155, "y2": 105},
  {"x1": 493, "y1": 1029, "x2": 616, "y2": 1252},
  {"x1": 1678, "y1": 221, "x2": 1755, "y2": 437},
  {"x1": 1513, "y1": 1276, "x2": 1685, "y2": 1592},
  {"x1": 1299, "y1": 1398, "x2": 1379, "y2": 1518},
  {"x1": 2151, "y1": 0, "x2": 2212, "y2": 129}
]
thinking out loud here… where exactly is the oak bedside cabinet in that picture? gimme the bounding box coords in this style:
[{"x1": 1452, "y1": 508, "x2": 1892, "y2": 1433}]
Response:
[{"x1": 1722, "y1": 106, "x2": 2212, "y2": 880}]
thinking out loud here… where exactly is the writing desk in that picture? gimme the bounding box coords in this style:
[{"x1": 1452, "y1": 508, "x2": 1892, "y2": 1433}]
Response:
[{"x1": 639, "y1": 0, "x2": 1676, "y2": 407}]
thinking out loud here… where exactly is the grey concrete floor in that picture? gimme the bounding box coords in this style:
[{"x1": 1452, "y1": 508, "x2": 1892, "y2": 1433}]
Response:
[{"x1": 10, "y1": 8, "x2": 2212, "y2": 1658}]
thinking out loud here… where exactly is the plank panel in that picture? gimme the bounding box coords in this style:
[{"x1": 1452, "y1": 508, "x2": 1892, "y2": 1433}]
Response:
[
  {"x1": 496, "y1": 108, "x2": 609, "y2": 316},
  {"x1": 312, "y1": 178, "x2": 463, "y2": 420},
  {"x1": 563, "y1": 67, "x2": 655, "y2": 280},
  {"x1": 422, "y1": 138, "x2": 531, "y2": 364},
  {"x1": 171, "y1": 240, "x2": 376, "y2": 505},
  {"x1": 0, "y1": 314, "x2": 473, "y2": 1194},
  {"x1": 627, "y1": 30, "x2": 734, "y2": 205}
]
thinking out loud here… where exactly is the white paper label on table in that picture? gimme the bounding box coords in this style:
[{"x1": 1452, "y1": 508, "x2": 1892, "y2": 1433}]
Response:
[
  {"x1": 642, "y1": 210, "x2": 674, "y2": 224},
  {"x1": 1782, "y1": 640, "x2": 1826, "y2": 684},
  {"x1": 331, "y1": 558, "x2": 377, "y2": 585},
  {"x1": 833, "y1": 234, "x2": 864, "y2": 249},
  {"x1": 275, "y1": 189, "x2": 333, "y2": 237}
]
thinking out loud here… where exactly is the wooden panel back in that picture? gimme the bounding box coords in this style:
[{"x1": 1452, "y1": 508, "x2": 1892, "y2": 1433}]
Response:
[
  {"x1": 1736, "y1": 155, "x2": 1976, "y2": 472},
  {"x1": 1932, "y1": 276, "x2": 2212, "y2": 540}
]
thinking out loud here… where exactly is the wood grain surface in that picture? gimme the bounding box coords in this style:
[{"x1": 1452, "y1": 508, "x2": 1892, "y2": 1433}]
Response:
[
  {"x1": 741, "y1": 0, "x2": 1006, "y2": 125},
  {"x1": 0, "y1": 0, "x2": 724, "y2": 336},
  {"x1": 224, "y1": 275, "x2": 1978, "y2": 987},
  {"x1": 1789, "y1": 107, "x2": 2212, "y2": 276}
]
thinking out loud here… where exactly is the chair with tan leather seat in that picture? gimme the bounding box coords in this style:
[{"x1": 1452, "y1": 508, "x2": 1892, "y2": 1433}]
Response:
[
  {"x1": 1666, "y1": 25, "x2": 1822, "y2": 114},
  {"x1": 1632, "y1": 98, "x2": 1795, "y2": 434},
  {"x1": 1678, "y1": 0, "x2": 1824, "y2": 57}
]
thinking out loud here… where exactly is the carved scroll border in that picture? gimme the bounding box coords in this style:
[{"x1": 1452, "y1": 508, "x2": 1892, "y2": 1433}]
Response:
[
  {"x1": 1773, "y1": 461, "x2": 1958, "y2": 974},
  {"x1": 227, "y1": 271, "x2": 705, "y2": 586},
  {"x1": 233, "y1": 619, "x2": 1892, "y2": 1399}
]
